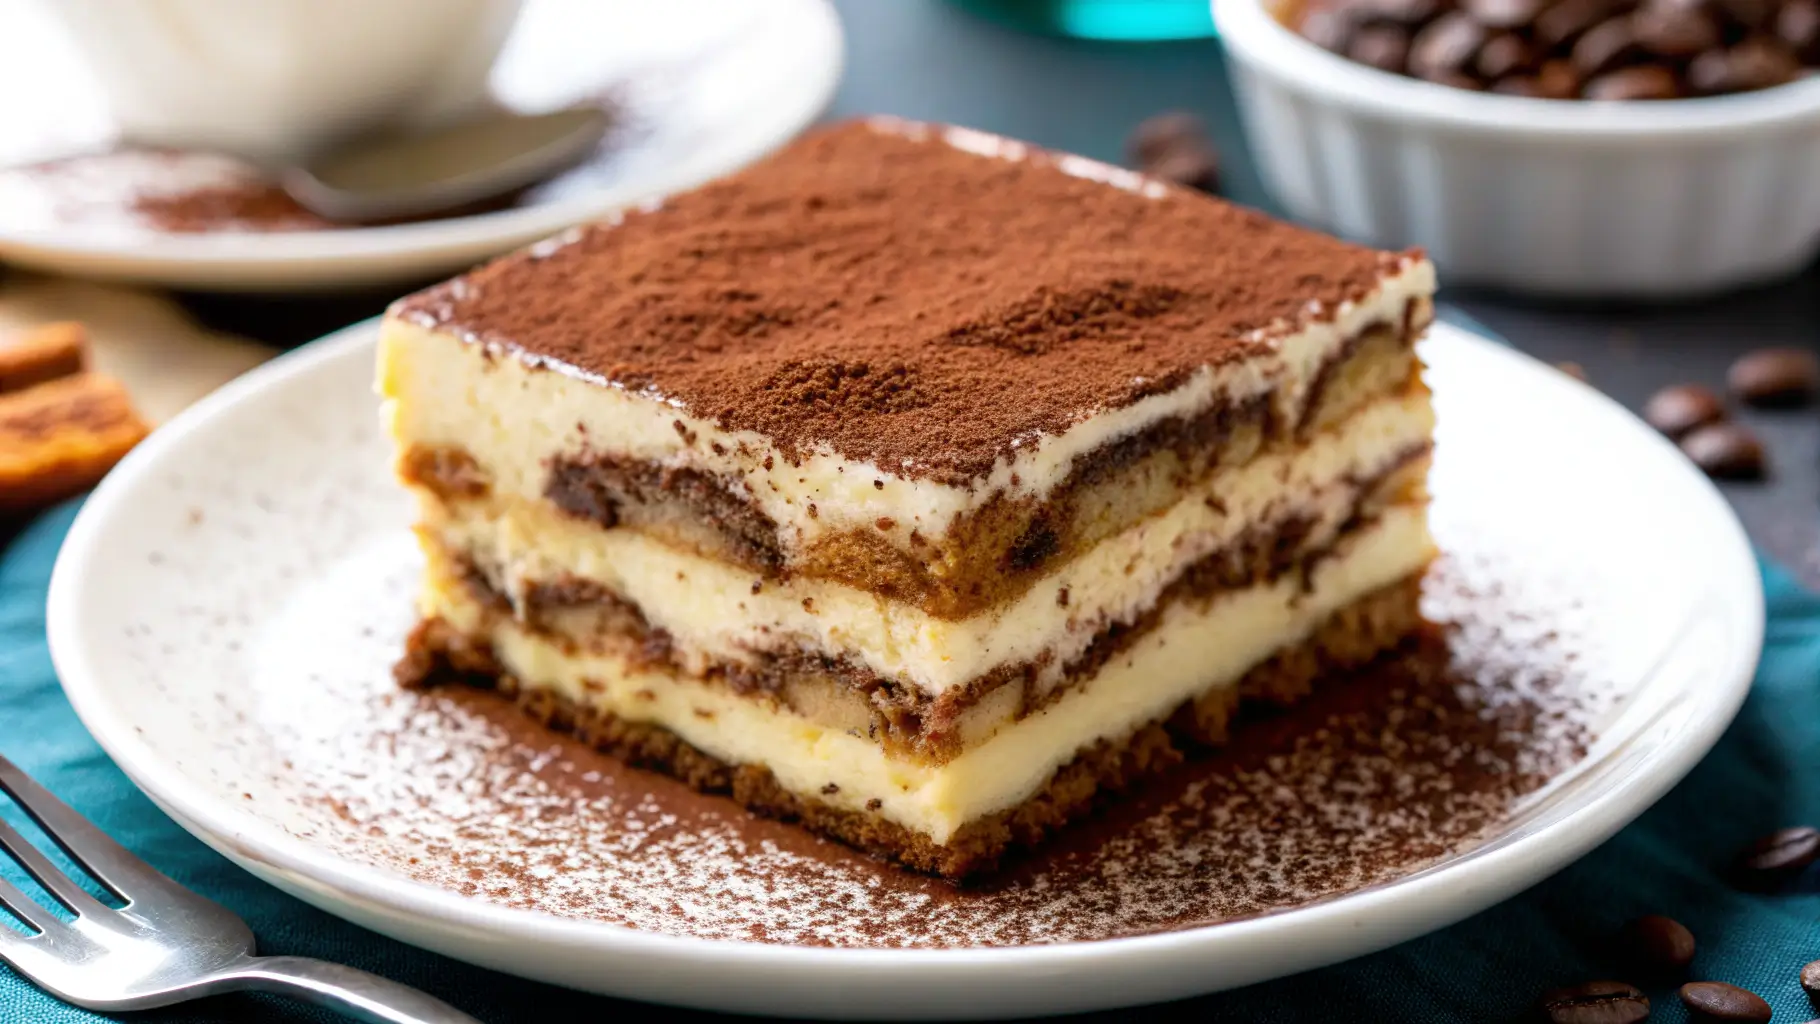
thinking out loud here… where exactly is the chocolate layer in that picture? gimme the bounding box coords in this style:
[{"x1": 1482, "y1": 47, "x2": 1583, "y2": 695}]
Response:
[
  {"x1": 391, "y1": 119, "x2": 1419, "y2": 483},
  {"x1": 415, "y1": 445, "x2": 1430, "y2": 760},
  {"x1": 398, "y1": 573, "x2": 1427, "y2": 879}
]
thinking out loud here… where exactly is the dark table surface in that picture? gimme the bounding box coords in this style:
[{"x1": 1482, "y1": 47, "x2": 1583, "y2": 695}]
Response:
[{"x1": 159, "y1": 0, "x2": 1820, "y2": 589}]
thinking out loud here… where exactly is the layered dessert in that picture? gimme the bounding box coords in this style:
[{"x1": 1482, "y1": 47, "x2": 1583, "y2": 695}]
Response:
[{"x1": 380, "y1": 118, "x2": 1438, "y2": 879}]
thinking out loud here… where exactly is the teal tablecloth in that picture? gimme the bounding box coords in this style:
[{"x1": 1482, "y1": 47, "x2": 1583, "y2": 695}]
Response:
[{"x1": 3, "y1": 497, "x2": 1818, "y2": 1022}]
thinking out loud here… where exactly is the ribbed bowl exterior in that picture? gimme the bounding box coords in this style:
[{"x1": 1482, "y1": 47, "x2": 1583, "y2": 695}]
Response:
[{"x1": 1215, "y1": 0, "x2": 1820, "y2": 297}]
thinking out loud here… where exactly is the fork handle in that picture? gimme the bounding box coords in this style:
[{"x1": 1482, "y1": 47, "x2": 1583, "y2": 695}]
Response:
[{"x1": 210, "y1": 955, "x2": 483, "y2": 1024}]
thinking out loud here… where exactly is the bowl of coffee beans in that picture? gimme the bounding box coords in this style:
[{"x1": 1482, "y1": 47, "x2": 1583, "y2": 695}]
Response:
[{"x1": 1213, "y1": 0, "x2": 1820, "y2": 296}]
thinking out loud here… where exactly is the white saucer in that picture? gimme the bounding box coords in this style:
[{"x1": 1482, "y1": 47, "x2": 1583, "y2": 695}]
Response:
[
  {"x1": 47, "y1": 320, "x2": 1762, "y2": 1019},
  {"x1": 0, "y1": 0, "x2": 842, "y2": 291}
]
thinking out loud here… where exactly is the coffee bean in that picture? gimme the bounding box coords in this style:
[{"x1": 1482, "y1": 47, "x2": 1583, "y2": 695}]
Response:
[
  {"x1": 1478, "y1": 32, "x2": 1536, "y2": 77},
  {"x1": 1623, "y1": 914, "x2": 1696, "y2": 974},
  {"x1": 1689, "y1": 38, "x2": 1803, "y2": 94},
  {"x1": 1536, "y1": 58, "x2": 1588, "y2": 96},
  {"x1": 1300, "y1": 6, "x2": 1361, "y2": 52},
  {"x1": 1465, "y1": 0, "x2": 1547, "y2": 28},
  {"x1": 1143, "y1": 147, "x2": 1222, "y2": 194},
  {"x1": 1127, "y1": 112, "x2": 1208, "y2": 167},
  {"x1": 1298, "y1": 0, "x2": 1820, "y2": 98},
  {"x1": 1779, "y1": 0, "x2": 1820, "y2": 61},
  {"x1": 1411, "y1": 13, "x2": 1488, "y2": 78},
  {"x1": 1680, "y1": 422, "x2": 1768, "y2": 479},
  {"x1": 1644, "y1": 383, "x2": 1725, "y2": 438},
  {"x1": 1540, "y1": 981, "x2": 1650, "y2": 1024},
  {"x1": 1573, "y1": 17, "x2": 1643, "y2": 74},
  {"x1": 1734, "y1": 824, "x2": 1820, "y2": 887},
  {"x1": 1428, "y1": 68, "x2": 1490, "y2": 88},
  {"x1": 1728, "y1": 347, "x2": 1820, "y2": 407},
  {"x1": 1633, "y1": 0, "x2": 1723, "y2": 57},
  {"x1": 1802, "y1": 958, "x2": 1820, "y2": 1002},
  {"x1": 1714, "y1": 0, "x2": 1774, "y2": 31},
  {"x1": 1730, "y1": 34, "x2": 1804, "y2": 87},
  {"x1": 1355, "y1": 0, "x2": 1444, "y2": 25},
  {"x1": 1351, "y1": 24, "x2": 1414, "y2": 71},
  {"x1": 1538, "y1": 0, "x2": 1624, "y2": 47},
  {"x1": 1585, "y1": 64, "x2": 1683, "y2": 97},
  {"x1": 1555, "y1": 360, "x2": 1590, "y2": 382},
  {"x1": 1680, "y1": 981, "x2": 1772, "y2": 1022}
]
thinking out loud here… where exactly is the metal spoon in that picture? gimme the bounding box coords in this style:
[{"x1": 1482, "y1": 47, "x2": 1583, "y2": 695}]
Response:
[{"x1": 281, "y1": 107, "x2": 611, "y2": 224}]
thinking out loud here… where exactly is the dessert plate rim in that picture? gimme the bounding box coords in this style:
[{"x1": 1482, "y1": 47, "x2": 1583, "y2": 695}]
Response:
[
  {"x1": 44, "y1": 318, "x2": 1763, "y2": 1019},
  {"x1": 0, "y1": 0, "x2": 843, "y2": 292}
]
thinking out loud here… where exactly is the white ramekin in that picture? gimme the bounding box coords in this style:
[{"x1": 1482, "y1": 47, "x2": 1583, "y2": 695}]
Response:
[{"x1": 1213, "y1": 0, "x2": 1820, "y2": 297}]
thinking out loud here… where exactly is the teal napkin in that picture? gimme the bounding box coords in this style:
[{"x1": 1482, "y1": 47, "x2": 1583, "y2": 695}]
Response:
[{"x1": 3, "y1": 507, "x2": 1817, "y2": 1024}]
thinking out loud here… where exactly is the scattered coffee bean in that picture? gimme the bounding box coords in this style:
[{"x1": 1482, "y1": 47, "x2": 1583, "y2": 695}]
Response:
[
  {"x1": 1680, "y1": 980, "x2": 1772, "y2": 1022},
  {"x1": 1126, "y1": 112, "x2": 1208, "y2": 167},
  {"x1": 1351, "y1": 24, "x2": 1414, "y2": 72},
  {"x1": 1644, "y1": 383, "x2": 1725, "y2": 438},
  {"x1": 1539, "y1": 980, "x2": 1650, "y2": 1024},
  {"x1": 1127, "y1": 111, "x2": 1223, "y2": 194},
  {"x1": 1623, "y1": 914, "x2": 1696, "y2": 974},
  {"x1": 1585, "y1": 64, "x2": 1684, "y2": 98},
  {"x1": 1555, "y1": 361, "x2": 1590, "y2": 382},
  {"x1": 1728, "y1": 347, "x2": 1820, "y2": 407},
  {"x1": 1802, "y1": 958, "x2": 1820, "y2": 1003},
  {"x1": 1143, "y1": 147, "x2": 1222, "y2": 194},
  {"x1": 1734, "y1": 824, "x2": 1820, "y2": 888},
  {"x1": 1680, "y1": 422, "x2": 1768, "y2": 480}
]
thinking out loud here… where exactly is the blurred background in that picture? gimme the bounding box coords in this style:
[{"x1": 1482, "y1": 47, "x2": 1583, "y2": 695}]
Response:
[{"x1": 1, "y1": 0, "x2": 1811, "y2": 581}]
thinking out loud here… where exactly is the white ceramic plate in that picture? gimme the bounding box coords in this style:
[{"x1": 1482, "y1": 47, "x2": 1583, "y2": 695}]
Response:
[
  {"x1": 47, "y1": 320, "x2": 1761, "y2": 1019},
  {"x1": 0, "y1": 0, "x2": 842, "y2": 291}
]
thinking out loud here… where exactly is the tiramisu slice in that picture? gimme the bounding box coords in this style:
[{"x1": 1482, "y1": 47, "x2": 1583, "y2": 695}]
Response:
[{"x1": 379, "y1": 119, "x2": 1437, "y2": 879}]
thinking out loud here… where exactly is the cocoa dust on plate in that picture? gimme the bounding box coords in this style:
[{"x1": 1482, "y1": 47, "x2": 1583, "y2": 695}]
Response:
[
  {"x1": 0, "y1": 97, "x2": 622, "y2": 234},
  {"x1": 0, "y1": 146, "x2": 560, "y2": 234},
  {"x1": 273, "y1": 545, "x2": 1603, "y2": 949}
]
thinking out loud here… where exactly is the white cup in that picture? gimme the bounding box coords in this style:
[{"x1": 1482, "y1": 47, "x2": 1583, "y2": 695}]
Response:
[{"x1": 34, "y1": 0, "x2": 527, "y2": 165}]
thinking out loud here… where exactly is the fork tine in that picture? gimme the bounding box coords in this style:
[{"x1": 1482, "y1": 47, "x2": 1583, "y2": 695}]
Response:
[
  {"x1": 0, "y1": 814, "x2": 110, "y2": 917},
  {"x1": 0, "y1": 754, "x2": 174, "y2": 904},
  {"x1": 0, "y1": 873, "x2": 60, "y2": 935}
]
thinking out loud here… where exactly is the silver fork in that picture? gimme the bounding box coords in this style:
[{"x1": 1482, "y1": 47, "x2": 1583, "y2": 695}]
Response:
[{"x1": 0, "y1": 753, "x2": 482, "y2": 1023}]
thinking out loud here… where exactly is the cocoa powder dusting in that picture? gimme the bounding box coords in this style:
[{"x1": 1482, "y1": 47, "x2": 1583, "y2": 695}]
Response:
[
  {"x1": 131, "y1": 181, "x2": 333, "y2": 233},
  {"x1": 2, "y1": 147, "x2": 540, "y2": 234},
  {"x1": 267, "y1": 544, "x2": 1604, "y2": 949},
  {"x1": 396, "y1": 119, "x2": 1414, "y2": 481}
]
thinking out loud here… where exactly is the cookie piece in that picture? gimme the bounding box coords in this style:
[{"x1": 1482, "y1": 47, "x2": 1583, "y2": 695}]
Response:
[
  {"x1": 0, "y1": 372, "x2": 150, "y2": 511},
  {"x1": 0, "y1": 321, "x2": 88, "y2": 394}
]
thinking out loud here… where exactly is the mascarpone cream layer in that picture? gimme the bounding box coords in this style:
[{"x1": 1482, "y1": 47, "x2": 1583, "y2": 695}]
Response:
[
  {"x1": 423, "y1": 505, "x2": 1434, "y2": 842},
  {"x1": 378, "y1": 260, "x2": 1433, "y2": 561},
  {"x1": 418, "y1": 387, "x2": 1434, "y2": 696}
]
